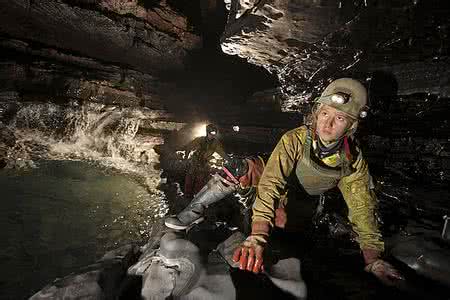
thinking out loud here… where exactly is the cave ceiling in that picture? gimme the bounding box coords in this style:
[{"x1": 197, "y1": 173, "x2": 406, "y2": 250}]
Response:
[
  {"x1": 0, "y1": 0, "x2": 449, "y2": 114},
  {"x1": 221, "y1": 0, "x2": 450, "y2": 111},
  {"x1": 0, "y1": 0, "x2": 202, "y2": 74}
]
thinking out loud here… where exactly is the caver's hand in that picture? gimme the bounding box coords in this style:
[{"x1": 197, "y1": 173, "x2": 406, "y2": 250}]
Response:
[
  {"x1": 232, "y1": 235, "x2": 266, "y2": 274},
  {"x1": 365, "y1": 259, "x2": 405, "y2": 286}
]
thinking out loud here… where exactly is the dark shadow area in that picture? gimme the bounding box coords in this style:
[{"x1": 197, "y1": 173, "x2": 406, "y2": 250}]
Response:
[
  {"x1": 367, "y1": 70, "x2": 399, "y2": 117},
  {"x1": 162, "y1": 49, "x2": 279, "y2": 122},
  {"x1": 158, "y1": 0, "x2": 279, "y2": 119},
  {"x1": 230, "y1": 270, "x2": 298, "y2": 300}
]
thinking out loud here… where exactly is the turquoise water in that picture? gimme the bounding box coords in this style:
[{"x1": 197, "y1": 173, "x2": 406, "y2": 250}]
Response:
[{"x1": 0, "y1": 160, "x2": 157, "y2": 299}]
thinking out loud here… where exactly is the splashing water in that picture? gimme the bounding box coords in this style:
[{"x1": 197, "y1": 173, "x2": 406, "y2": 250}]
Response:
[
  {"x1": 4, "y1": 101, "x2": 170, "y2": 234},
  {"x1": 0, "y1": 101, "x2": 178, "y2": 299}
]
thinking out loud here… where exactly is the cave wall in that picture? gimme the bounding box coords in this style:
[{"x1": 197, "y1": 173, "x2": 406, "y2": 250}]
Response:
[
  {"x1": 0, "y1": 0, "x2": 201, "y2": 75},
  {"x1": 0, "y1": 46, "x2": 169, "y2": 109},
  {"x1": 0, "y1": 0, "x2": 279, "y2": 120},
  {"x1": 221, "y1": 0, "x2": 450, "y2": 103},
  {"x1": 0, "y1": 0, "x2": 206, "y2": 111},
  {"x1": 360, "y1": 93, "x2": 450, "y2": 186},
  {"x1": 221, "y1": 0, "x2": 450, "y2": 186}
]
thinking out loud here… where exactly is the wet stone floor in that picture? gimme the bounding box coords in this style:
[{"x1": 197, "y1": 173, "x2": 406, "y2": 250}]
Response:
[{"x1": 194, "y1": 225, "x2": 450, "y2": 300}]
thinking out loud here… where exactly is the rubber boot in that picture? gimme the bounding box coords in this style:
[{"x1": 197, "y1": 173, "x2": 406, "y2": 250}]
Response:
[{"x1": 165, "y1": 174, "x2": 238, "y2": 230}]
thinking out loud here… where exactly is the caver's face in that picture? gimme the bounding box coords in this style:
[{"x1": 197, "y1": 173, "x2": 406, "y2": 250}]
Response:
[
  {"x1": 206, "y1": 130, "x2": 217, "y2": 140},
  {"x1": 316, "y1": 104, "x2": 352, "y2": 143}
]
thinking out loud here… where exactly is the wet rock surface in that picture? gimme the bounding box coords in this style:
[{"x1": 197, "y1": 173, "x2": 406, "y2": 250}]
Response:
[
  {"x1": 221, "y1": 0, "x2": 450, "y2": 107},
  {"x1": 29, "y1": 244, "x2": 140, "y2": 300},
  {"x1": 0, "y1": 45, "x2": 171, "y2": 109},
  {"x1": 359, "y1": 92, "x2": 450, "y2": 186},
  {"x1": 0, "y1": 0, "x2": 201, "y2": 75}
]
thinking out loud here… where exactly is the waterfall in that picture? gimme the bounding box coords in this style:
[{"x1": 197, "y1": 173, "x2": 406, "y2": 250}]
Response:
[{"x1": 2, "y1": 101, "x2": 170, "y2": 219}]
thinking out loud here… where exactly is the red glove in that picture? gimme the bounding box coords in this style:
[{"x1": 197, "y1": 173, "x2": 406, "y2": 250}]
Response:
[
  {"x1": 232, "y1": 235, "x2": 266, "y2": 273},
  {"x1": 232, "y1": 221, "x2": 270, "y2": 274},
  {"x1": 363, "y1": 249, "x2": 404, "y2": 286},
  {"x1": 365, "y1": 259, "x2": 404, "y2": 286}
]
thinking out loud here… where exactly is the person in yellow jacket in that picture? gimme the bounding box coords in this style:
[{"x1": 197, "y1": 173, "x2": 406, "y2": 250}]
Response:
[{"x1": 233, "y1": 78, "x2": 404, "y2": 286}]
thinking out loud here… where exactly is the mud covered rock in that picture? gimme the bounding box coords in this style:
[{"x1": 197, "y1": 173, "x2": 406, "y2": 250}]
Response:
[{"x1": 30, "y1": 244, "x2": 140, "y2": 300}]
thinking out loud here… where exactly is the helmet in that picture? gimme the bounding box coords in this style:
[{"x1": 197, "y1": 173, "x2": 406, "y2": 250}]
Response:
[
  {"x1": 206, "y1": 124, "x2": 218, "y2": 136},
  {"x1": 317, "y1": 78, "x2": 368, "y2": 119}
]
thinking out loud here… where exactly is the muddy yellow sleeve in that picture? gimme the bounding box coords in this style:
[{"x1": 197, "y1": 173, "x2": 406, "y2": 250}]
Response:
[
  {"x1": 338, "y1": 153, "x2": 385, "y2": 252},
  {"x1": 252, "y1": 127, "x2": 306, "y2": 226},
  {"x1": 183, "y1": 137, "x2": 202, "y2": 152}
]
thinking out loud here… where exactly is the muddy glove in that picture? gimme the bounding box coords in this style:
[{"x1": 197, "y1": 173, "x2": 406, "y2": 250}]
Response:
[
  {"x1": 232, "y1": 221, "x2": 270, "y2": 274},
  {"x1": 232, "y1": 235, "x2": 266, "y2": 273},
  {"x1": 363, "y1": 249, "x2": 404, "y2": 285},
  {"x1": 364, "y1": 259, "x2": 404, "y2": 286}
]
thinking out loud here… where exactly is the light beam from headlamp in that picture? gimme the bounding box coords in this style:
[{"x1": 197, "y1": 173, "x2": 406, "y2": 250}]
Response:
[{"x1": 192, "y1": 123, "x2": 207, "y2": 138}]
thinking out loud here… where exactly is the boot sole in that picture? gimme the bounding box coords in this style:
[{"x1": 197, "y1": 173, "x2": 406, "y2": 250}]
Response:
[{"x1": 164, "y1": 216, "x2": 205, "y2": 231}]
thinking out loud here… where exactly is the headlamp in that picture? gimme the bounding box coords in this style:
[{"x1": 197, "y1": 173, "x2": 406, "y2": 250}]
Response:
[
  {"x1": 359, "y1": 110, "x2": 368, "y2": 118},
  {"x1": 330, "y1": 92, "x2": 351, "y2": 104}
]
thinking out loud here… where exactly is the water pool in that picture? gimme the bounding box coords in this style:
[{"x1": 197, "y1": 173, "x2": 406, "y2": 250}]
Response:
[{"x1": 0, "y1": 160, "x2": 162, "y2": 299}]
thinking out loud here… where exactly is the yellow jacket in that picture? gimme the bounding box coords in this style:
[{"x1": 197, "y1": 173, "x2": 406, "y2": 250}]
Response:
[{"x1": 253, "y1": 125, "x2": 384, "y2": 252}]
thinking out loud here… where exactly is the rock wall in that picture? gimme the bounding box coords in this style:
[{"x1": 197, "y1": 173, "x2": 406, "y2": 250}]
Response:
[
  {"x1": 360, "y1": 93, "x2": 450, "y2": 186},
  {"x1": 0, "y1": 0, "x2": 201, "y2": 75},
  {"x1": 221, "y1": 0, "x2": 450, "y2": 107},
  {"x1": 0, "y1": 43, "x2": 169, "y2": 109}
]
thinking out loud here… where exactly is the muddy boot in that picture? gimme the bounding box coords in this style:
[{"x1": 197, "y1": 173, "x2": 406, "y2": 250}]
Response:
[{"x1": 165, "y1": 174, "x2": 238, "y2": 230}]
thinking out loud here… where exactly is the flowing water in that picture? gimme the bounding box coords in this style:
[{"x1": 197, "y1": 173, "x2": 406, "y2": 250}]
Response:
[{"x1": 0, "y1": 101, "x2": 169, "y2": 299}]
